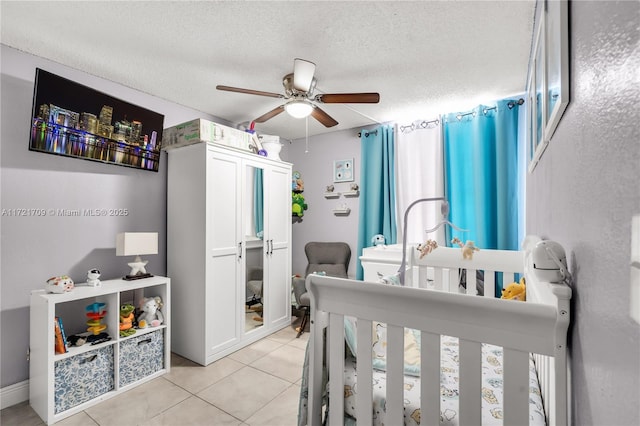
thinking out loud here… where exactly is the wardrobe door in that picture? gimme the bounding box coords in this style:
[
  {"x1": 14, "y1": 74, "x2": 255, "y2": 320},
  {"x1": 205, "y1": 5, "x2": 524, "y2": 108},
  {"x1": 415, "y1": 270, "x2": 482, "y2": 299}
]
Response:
[
  {"x1": 264, "y1": 164, "x2": 292, "y2": 327},
  {"x1": 206, "y1": 149, "x2": 242, "y2": 356}
]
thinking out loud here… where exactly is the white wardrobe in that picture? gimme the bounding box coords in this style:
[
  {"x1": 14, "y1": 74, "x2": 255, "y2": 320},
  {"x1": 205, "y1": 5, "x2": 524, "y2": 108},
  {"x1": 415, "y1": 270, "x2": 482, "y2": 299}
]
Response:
[{"x1": 167, "y1": 142, "x2": 292, "y2": 366}]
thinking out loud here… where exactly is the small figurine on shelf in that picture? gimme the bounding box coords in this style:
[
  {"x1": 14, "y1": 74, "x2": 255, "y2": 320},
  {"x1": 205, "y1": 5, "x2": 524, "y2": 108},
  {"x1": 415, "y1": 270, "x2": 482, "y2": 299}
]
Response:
[
  {"x1": 86, "y1": 269, "x2": 101, "y2": 287},
  {"x1": 137, "y1": 296, "x2": 164, "y2": 329},
  {"x1": 326, "y1": 184, "x2": 335, "y2": 193},
  {"x1": 350, "y1": 183, "x2": 359, "y2": 191}
]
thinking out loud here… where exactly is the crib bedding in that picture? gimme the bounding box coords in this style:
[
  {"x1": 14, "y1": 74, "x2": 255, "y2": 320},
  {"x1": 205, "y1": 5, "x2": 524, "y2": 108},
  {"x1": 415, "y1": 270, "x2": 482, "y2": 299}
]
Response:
[{"x1": 342, "y1": 335, "x2": 546, "y2": 426}]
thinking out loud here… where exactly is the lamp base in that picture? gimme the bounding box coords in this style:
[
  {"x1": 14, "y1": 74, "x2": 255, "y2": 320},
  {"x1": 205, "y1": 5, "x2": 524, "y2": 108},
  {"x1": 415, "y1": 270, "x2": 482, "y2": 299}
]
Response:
[{"x1": 123, "y1": 273, "x2": 154, "y2": 281}]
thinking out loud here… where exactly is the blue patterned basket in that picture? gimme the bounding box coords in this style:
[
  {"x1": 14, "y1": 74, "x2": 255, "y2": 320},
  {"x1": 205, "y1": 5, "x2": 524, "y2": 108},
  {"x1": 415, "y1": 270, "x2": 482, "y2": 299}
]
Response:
[
  {"x1": 54, "y1": 345, "x2": 114, "y2": 414},
  {"x1": 119, "y1": 329, "x2": 164, "y2": 387}
]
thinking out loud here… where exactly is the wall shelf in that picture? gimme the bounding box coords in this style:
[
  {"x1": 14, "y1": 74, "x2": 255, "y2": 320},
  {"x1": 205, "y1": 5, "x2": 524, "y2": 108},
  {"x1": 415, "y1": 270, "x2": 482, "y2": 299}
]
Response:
[
  {"x1": 324, "y1": 192, "x2": 339, "y2": 199},
  {"x1": 342, "y1": 190, "x2": 359, "y2": 198},
  {"x1": 333, "y1": 208, "x2": 351, "y2": 216}
]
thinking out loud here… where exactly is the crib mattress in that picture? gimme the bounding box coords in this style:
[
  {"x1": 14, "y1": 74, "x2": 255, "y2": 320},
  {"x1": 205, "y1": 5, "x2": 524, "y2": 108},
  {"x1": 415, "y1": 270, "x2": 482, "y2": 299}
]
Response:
[{"x1": 342, "y1": 335, "x2": 546, "y2": 426}]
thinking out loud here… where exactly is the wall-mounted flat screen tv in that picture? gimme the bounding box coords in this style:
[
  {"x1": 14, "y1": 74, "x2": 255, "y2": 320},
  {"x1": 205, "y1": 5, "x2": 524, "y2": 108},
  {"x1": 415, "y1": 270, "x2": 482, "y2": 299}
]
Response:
[{"x1": 29, "y1": 68, "x2": 165, "y2": 172}]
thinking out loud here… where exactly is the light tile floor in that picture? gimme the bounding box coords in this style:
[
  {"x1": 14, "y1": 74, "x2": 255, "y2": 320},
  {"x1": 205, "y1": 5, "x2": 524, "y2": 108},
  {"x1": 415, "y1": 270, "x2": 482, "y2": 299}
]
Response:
[{"x1": 1, "y1": 322, "x2": 309, "y2": 426}]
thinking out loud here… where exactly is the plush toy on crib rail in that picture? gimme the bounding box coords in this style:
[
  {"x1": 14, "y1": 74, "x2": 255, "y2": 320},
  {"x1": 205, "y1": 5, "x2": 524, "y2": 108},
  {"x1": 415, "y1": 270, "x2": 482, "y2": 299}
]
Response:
[
  {"x1": 417, "y1": 239, "x2": 438, "y2": 258},
  {"x1": 501, "y1": 277, "x2": 526, "y2": 301},
  {"x1": 137, "y1": 296, "x2": 164, "y2": 329},
  {"x1": 451, "y1": 237, "x2": 480, "y2": 260}
]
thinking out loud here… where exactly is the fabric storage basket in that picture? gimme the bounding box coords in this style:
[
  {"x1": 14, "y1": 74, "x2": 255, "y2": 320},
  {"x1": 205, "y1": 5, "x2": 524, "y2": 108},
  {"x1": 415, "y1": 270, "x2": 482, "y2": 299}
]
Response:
[
  {"x1": 118, "y1": 330, "x2": 164, "y2": 387},
  {"x1": 54, "y1": 345, "x2": 115, "y2": 414}
]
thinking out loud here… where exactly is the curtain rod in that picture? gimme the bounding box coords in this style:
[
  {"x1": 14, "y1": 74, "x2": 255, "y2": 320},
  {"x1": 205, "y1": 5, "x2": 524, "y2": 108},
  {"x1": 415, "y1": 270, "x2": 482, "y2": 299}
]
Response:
[
  {"x1": 455, "y1": 98, "x2": 525, "y2": 120},
  {"x1": 358, "y1": 129, "x2": 378, "y2": 138},
  {"x1": 357, "y1": 98, "x2": 525, "y2": 136},
  {"x1": 400, "y1": 118, "x2": 440, "y2": 134}
]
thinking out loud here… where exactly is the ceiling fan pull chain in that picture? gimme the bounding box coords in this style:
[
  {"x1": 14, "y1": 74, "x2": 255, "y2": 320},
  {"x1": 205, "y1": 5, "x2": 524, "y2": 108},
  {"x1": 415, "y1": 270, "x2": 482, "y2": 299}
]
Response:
[{"x1": 305, "y1": 116, "x2": 309, "y2": 153}]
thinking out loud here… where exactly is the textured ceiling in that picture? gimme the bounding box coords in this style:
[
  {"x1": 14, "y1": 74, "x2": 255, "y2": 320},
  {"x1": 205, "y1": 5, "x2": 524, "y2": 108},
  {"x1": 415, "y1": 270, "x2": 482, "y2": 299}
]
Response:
[{"x1": 1, "y1": 1, "x2": 535, "y2": 141}]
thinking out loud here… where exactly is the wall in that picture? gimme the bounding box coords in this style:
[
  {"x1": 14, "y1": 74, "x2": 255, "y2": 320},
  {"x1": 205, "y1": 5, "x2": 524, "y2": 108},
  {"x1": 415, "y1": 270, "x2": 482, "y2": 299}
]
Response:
[
  {"x1": 525, "y1": 2, "x2": 639, "y2": 424},
  {"x1": 281, "y1": 127, "x2": 375, "y2": 278},
  {"x1": 0, "y1": 45, "x2": 228, "y2": 389}
]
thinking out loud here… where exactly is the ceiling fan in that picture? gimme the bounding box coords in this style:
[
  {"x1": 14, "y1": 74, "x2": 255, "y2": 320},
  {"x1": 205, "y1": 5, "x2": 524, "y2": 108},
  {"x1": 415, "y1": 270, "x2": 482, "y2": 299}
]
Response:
[{"x1": 216, "y1": 58, "x2": 380, "y2": 128}]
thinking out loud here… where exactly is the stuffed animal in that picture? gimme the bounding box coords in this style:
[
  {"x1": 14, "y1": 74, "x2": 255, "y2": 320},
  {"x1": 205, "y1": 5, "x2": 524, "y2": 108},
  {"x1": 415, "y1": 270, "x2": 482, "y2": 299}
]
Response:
[
  {"x1": 292, "y1": 171, "x2": 304, "y2": 192},
  {"x1": 292, "y1": 192, "x2": 308, "y2": 217},
  {"x1": 417, "y1": 239, "x2": 438, "y2": 258},
  {"x1": 451, "y1": 237, "x2": 480, "y2": 260},
  {"x1": 371, "y1": 234, "x2": 386, "y2": 246},
  {"x1": 119, "y1": 304, "x2": 136, "y2": 336},
  {"x1": 501, "y1": 277, "x2": 526, "y2": 301},
  {"x1": 66, "y1": 334, "x2": 87, "y2": 347},
  {"x1": 45, "y1": 275, "x2": 75, "y2": 293},
  {"x1": 137, "y1": 296, "x2": 164, "y2": 328}
]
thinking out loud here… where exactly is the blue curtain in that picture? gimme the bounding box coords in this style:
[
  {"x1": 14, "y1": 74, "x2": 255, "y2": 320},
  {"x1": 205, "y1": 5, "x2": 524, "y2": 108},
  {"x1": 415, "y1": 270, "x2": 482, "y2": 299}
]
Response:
[
  {"x1": 356, "y1": 124, "x2": 397, "y2": 279},
  {"x1": 254, "y1": 168, "x2": 264, "y2": 238},
  {"x1": 443, "y1": 99, "x2": 521, "y2": 250}
]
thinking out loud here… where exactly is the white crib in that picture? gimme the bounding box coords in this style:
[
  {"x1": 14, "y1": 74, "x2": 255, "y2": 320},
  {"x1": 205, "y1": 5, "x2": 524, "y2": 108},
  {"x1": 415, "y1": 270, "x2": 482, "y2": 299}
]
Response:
[{"x1": 303, "y1": 237, "x2": 571, "y2": 425}]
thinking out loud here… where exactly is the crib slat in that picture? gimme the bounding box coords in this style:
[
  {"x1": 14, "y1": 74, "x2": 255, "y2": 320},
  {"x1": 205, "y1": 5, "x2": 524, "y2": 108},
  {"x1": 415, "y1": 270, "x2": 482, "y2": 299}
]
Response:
[
  {"x1": 386, "y1": 324, "x2": 404, "y2": 425},
  {"x1": 449, "y1": 268, "x2": 458, "y2": 293},
  {"x1": 459, "y1": 339, "x2": 482, "y2": 425},
  {"x1": 434, "y1": 267, "x2": 443, "y2": 291},
  {"x1": 356, "y1": 318, "x2": 373, "y2": 424},
  {"x1": 421, "y1": 332, "x2": 440, "y2": 426},
  {"x1": 308, "y1": 310, "x2": 327, "y2": 426},
  {"x1": 467, "y1": 269, "x2": 477, "y2": 295},
  {"x1": 328, "y1": 313, "x2": 345, "y2": 426},
  {"x1": 485, "y1": 270, "x2": 496, "y2": 298},
  {"x1": 503, "y1": 348, "x2": 530, "y2": 425}
]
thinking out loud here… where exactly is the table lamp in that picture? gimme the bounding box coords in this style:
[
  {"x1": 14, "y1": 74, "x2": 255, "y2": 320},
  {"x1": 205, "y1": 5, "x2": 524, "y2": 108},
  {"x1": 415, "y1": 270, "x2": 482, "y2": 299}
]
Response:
[{"x1": 116, "y1": 232, "x2": 158, "y2": 280}]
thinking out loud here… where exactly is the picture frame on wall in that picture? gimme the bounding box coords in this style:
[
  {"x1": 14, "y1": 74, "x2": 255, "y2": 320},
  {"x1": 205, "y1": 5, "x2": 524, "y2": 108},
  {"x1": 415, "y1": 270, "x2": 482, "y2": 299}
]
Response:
[
  {"x1": 333, "y1": 158, "x2": 354, "y2": 183},
  {"x1": 29, "y1": 68, "x2": 165, "y2": 172},
  {"x1": 544, "y1": 0, "x2": 570, "y2": 141},
  {"x1": 527, "y1": 0, "x2": 569, "y2": 172}
]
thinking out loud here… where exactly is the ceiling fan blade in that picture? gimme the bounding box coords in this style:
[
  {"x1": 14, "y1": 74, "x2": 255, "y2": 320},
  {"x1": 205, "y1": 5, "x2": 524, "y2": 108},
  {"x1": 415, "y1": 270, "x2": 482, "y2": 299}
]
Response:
[
  {"x1": 311, "y1": 105, "x2": 339, "y2": 127},
  {"x1": 315, "y1": 93, "x2": 380, "y2": 104},
  {"x1": 216, "y1": 85, "x2": 284, "y2": 99},
  {"x1": 293, "y1": 58, "x2": 316, "y2": 92},
  {"x1": 254, "y1": 105, "x2": 285, "y2": 123}
]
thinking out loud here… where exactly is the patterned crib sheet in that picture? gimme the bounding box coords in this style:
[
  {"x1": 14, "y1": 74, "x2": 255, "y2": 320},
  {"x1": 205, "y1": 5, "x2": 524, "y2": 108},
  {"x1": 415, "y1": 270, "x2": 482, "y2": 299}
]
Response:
[{"x1": 342, "y1": 335, "x2": 546, "y2": 426}]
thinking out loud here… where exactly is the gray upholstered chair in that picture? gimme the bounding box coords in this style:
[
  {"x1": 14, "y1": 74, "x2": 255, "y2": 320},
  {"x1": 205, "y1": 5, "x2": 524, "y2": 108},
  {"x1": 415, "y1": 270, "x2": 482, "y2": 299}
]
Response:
[{"x1": 292, "y1": 242, "x2": 351, "y2": 337}]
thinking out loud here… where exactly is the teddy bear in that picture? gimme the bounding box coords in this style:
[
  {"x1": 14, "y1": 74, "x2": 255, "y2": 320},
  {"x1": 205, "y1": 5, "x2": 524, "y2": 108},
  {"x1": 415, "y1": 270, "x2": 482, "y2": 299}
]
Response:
[
  {"x1": 501, "y1": 277, "x2": 526, "y2": 301},
  {"x1": 137, "y1": 296, "x2": 164, "y2": 328},
  {"x1": 417, "y1": 239, "x2": 438, "y2": 258}
]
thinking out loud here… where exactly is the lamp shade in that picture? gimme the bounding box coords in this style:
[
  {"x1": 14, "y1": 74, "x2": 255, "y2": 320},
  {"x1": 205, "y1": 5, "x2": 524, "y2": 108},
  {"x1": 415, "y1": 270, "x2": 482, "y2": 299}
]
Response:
[
  {"x1": 116, "y1": 232, "x2": 158, "y2": 256},
  {"x1": 285, "y1": 100, "x2": 313, "y2": 119}
]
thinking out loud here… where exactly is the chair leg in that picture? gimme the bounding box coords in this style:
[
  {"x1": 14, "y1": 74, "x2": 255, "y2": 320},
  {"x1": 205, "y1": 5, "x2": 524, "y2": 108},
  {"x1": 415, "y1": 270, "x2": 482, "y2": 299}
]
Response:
[{"x1": 296, "y1": 307, "x2": 310, "y2": 338}]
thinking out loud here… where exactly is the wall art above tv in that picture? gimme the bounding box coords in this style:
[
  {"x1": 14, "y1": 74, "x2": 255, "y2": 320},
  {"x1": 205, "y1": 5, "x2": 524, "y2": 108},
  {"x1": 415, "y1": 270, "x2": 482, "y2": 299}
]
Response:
[{"x1": 29, "y1": 68, "x2": 165, "y2": 172}]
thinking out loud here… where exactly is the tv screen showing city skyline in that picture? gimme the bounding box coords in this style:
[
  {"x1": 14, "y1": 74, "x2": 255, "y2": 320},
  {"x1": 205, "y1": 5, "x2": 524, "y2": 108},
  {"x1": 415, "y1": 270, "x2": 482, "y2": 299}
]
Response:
[{"x1": 29, "y1": 68, "x2": 165, "y2": 172}]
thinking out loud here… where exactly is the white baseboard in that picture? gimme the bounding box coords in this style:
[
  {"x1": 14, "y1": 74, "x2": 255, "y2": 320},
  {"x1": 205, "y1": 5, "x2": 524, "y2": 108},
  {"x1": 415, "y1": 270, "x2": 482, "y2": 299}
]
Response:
[{"x1": 0, "y1": 380, "x2": 29, "y2": 410}]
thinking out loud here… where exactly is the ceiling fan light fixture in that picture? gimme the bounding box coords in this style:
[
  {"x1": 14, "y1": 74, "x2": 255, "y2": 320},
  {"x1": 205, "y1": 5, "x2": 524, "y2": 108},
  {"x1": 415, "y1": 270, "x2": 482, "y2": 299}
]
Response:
[{"x1": 285, "y1": 100, "x2": 313, "y2": 119}]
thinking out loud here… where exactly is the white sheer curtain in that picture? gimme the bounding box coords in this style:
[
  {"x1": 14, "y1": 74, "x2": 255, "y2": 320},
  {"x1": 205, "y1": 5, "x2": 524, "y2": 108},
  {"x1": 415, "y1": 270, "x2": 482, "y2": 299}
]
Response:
[{"x1": 395, "y1": 119, "x2": 445, "y2": 246}]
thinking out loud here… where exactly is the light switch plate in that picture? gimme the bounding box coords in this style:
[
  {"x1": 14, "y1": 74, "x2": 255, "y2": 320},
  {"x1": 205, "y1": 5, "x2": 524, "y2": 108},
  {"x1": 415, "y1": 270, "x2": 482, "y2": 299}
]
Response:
[{"x1": 631, "y1": 215, "x2": 640, "y2": 324}]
